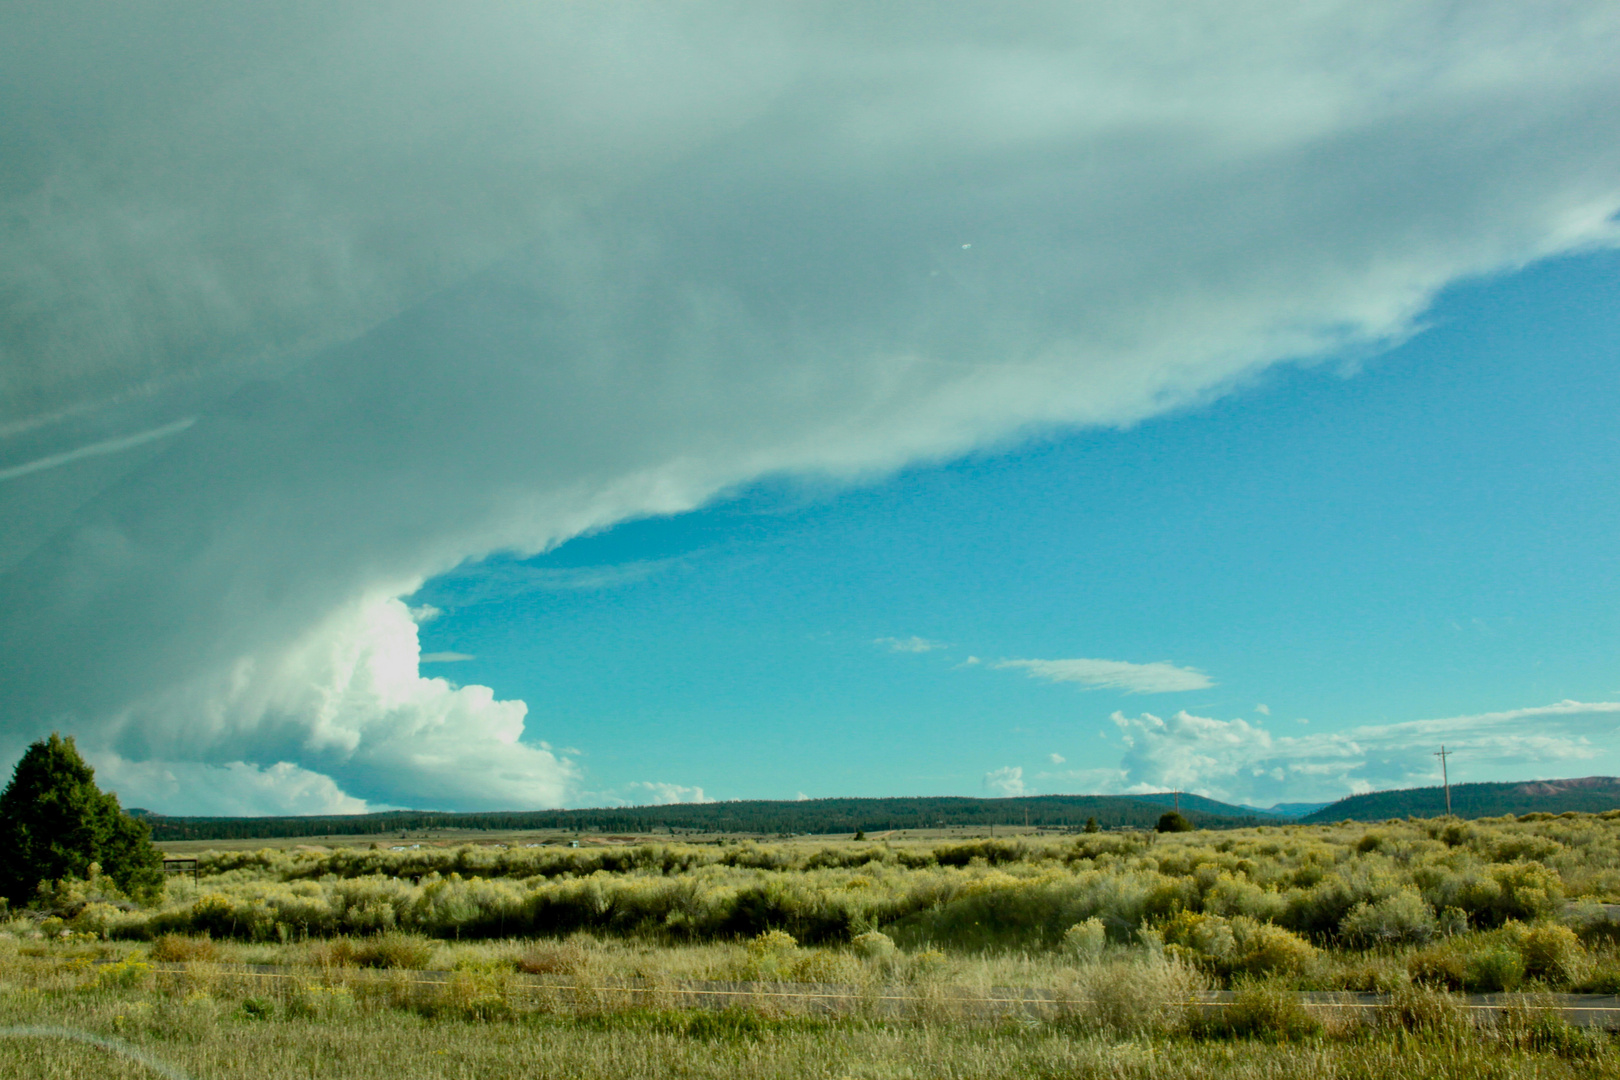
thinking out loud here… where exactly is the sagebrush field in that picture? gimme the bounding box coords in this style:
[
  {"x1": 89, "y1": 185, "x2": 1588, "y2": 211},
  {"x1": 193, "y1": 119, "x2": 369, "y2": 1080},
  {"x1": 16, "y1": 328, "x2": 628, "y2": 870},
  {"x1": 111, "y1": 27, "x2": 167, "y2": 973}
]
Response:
[{"x1": 11, "y1": 813, "x2": 1620, "y2": 1078}]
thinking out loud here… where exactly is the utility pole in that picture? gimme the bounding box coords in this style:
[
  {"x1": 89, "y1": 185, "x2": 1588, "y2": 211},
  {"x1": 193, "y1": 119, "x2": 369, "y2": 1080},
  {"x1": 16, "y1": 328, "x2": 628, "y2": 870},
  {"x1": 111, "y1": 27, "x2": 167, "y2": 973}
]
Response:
[
  {"x1": 1173, "y1": 789, "x2": 1180, "y2": 813},
  {"x1": 1435, "y1": 746, "x2": 1453, "y2": 816}
]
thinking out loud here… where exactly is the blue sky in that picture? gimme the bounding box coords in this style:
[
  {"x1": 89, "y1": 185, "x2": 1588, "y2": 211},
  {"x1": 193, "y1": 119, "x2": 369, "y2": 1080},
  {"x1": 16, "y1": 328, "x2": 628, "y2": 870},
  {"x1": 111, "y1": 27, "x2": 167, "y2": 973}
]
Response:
[
  {"x1": 411, "y1": 251, "x2": 1620, "y2": 808},
  {"x1": 2, "y1": 5, "x2": 1618, "y2": 815}
]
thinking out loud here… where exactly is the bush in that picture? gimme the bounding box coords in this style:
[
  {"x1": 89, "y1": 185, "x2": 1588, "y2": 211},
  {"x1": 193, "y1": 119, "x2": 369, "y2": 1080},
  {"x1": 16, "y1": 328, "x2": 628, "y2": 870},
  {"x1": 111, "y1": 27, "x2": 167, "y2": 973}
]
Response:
[
  {"x1": 1465, "y1": 945, "x2": 1524, "y2": 992},
  {"x1": 1380, "y1": 984, "x2": 1471, "y2": 1039},
  {"x1": 1520, "y1": 923, "x2": 1584, "y2": 984},
  {"x1": 1409, "y1": 945, "x2": 1468, "y2": 990},
  {"x1": 850, "y1": 930, "x2": 896, "y2": 959},
  {"x1": 352, "y1": 932, "x2": 435, "y2": 969},
  {"x1": 517, "y1": 941, "x2": 588, "y2": 975},
  {"x1": 1206, "y1": 980, "x2": 1322, "y2": 1041},
  {"x1": 1339, "y1": 889, "x2": 1437, "y2": 946},
  {"x1": 1063, "y1": 918, "x2": 1107, "y2": 959},
  {"x1": 239, "y1": 997, "x2": 275, "y2": 1020},
  {"x1": 1160, "y1": 912, "x2": 1315, "y2": 979},
  {"x1": 150, "y1": 934, "x2": 218, "y2": 963},
  {"x1": 1068, "y1": 956, "x2": 1201, "y2": 1036}
]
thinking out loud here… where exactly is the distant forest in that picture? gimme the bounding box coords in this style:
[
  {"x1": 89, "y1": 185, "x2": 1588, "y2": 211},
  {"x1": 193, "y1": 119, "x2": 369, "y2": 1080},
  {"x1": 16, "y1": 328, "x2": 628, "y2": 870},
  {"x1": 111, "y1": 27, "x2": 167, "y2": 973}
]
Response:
[
  {"x1": 1301, "y1": 776, "x2": 1620, "y2": 823},
  {"x1": 136, "y1": 793, "x2": 1273, "y2": 841}
]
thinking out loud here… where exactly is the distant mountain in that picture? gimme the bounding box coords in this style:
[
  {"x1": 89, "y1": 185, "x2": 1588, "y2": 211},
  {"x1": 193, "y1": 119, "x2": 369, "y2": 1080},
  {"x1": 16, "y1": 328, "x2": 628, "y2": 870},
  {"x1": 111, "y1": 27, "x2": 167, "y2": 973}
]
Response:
[
  {"x1": 1126, "y1": 792, "x2": 1291, "y2": 819},
  {"x1": 1302, "y1": 777, "x2": 1620, "y2": 823},
  {"x1": 1262, "y1": 802, "x2": 1332, "y2": 818},
  {"x1": 142, "y1": 792, "x2": 1272, "y2": 842}
]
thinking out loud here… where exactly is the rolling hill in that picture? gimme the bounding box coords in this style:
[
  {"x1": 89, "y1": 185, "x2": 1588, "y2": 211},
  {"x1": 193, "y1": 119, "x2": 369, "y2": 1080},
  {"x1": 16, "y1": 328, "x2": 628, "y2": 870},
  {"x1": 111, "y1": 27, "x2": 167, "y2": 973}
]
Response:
[
  {"x1": 1302, "y1": 776, "x2": 1620, "y2": 822},
  {"x1": 135, "y1": 792, "x2": 1271, "y2": 841}
]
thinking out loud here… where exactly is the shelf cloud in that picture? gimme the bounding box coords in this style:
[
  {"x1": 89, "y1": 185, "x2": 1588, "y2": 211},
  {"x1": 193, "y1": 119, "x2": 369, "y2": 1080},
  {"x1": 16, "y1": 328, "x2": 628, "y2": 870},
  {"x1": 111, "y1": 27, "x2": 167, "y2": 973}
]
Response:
[{"x1": 2, "y1": 3, "x2": 1618, "y2": 812}]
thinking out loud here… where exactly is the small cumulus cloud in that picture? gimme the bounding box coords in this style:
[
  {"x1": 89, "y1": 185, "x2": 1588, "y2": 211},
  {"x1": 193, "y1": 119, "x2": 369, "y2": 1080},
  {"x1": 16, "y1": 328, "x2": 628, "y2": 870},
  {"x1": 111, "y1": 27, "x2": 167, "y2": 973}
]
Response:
[
  {"x1": 1255, "y1": 704, "x2": 1270, "y2": 716},
  {"x1": 995, "y1": 657, "x2": 1213, "y2": 693},
  {"x1": 796, "y1": 791, "x2": 810, "y2": 801},
  {"x1": 875, "y1": 636, "x2": 947, "y2": 654},
  {"x1": 1105, "y1": 700, "x2": 1620, "y2": 805},
  {"x1": 627, "y1": 781, "x2": 714, "y2": 805},
  {"x1": 1048, "y1": 752, "x2": 1066, "y2": 764},
  {"x1": 984, "y1": 766, "x2": 1026, "y2": 797}
]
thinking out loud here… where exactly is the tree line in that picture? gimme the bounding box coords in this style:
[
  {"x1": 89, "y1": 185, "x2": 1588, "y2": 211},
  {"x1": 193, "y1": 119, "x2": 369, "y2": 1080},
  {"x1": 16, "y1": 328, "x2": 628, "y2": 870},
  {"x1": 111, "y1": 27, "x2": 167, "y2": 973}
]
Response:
[{"x1": 137, "y1": 793, "x2": 1271, "y2": 841}]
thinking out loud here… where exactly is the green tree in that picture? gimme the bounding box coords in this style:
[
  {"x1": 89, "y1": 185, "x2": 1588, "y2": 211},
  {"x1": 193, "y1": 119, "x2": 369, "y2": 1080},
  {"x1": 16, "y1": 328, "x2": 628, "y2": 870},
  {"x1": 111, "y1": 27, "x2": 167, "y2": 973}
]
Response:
[
  {"x1": 0, "y1": 734, "x2": 163, "y2": 905},
  {"x1": 1084, "y1": 817, "x2": 1100, "y2": 834},
  {"x1": 1156, "y1": 811, "x2": 1194, "y2": 833}
]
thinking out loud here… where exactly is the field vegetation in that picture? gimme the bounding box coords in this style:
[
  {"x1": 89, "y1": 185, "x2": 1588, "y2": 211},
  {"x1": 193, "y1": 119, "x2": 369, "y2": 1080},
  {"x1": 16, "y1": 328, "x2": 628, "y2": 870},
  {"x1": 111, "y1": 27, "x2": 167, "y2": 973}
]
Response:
[{"x1": 11, "y1": 813, "x2": 1620, "y2": 1077}]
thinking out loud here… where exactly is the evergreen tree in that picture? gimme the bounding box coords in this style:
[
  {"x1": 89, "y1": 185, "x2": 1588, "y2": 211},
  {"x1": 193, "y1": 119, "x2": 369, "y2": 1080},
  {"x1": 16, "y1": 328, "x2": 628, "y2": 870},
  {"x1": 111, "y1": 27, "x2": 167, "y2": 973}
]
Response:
[
  {"x1": 1084, "y1": 816, "x2": 1100, "y2": 834},
  {"x1": 1155, "y1": 811, "x2": 1194, "y2": 833},
  {"x1": 0, "y1": 734, "x2": 163, "y2": 905}
]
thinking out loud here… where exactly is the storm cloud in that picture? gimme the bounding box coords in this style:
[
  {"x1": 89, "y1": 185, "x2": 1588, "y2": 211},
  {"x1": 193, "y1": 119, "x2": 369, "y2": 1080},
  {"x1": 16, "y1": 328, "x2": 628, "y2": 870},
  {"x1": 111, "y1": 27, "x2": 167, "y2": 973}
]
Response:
[{"x1": 3, "y1": 2, "x2": 1619, "y2": 811}]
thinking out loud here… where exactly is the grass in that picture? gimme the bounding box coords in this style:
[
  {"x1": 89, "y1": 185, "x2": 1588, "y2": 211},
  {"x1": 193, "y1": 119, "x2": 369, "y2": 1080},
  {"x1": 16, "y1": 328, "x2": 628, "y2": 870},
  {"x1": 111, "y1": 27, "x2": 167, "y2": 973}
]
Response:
[
  {"x1": 14, "y1": 814, "x2": 1620, "y2": 1076},
  {"x1": 3, "y1": 930, "x2": 1620, "y2": 1078},
  {"x1": 3, "y1": 979, "x2": 1619, "y2": 1080}
]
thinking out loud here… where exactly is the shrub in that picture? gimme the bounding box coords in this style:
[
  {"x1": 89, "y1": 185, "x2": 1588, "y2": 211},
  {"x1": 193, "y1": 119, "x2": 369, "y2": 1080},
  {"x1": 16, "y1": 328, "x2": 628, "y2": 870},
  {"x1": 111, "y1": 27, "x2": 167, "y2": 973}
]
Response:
[
  {"x1": 286, "y1": 984, "x2": 357, "y2": 1019},
  {"x1": 850, "y1": 930, "x2": 896, "y2": 959},
  {"x1": 95, "y1": 958, "x2": 153, "y2": 990},
  {"x1": 352, "y1": 932, "x2": 434, "y2": 969},
  {"x1": 1409, "y1": 944, "x2": 1468, "y2": 990},
  {"x1": 747, "y1": 929, "x2": 799, "y2": 956},
  {"x1": 517, "y1": 941, "x2": 587, "y2": 975},
  {"x1": 1207, "y1": 980, "x2": 1322, "y2": 1041},
  {"x1": 150, "y1": 934, "x2": 218, "y2": 963},
  {"x1": 239, "y1": 997, "x2": 275, "y2": 1020},
  {"x1": 1465, "y1": 945, "x2": 1524, "y2": 992},
  {"x1": 1070, "y1": 956, "x2": 1200, "y2": 1036},
  {"x1": 1519, "y1": 923, "x2": 1584, "y2": 984},
  {"x1": 1063, "y1": 918, "x2": 1107, "y2": 959},
  {"x1": 1160, "y1": 912, "x2": 1315, "y2": 978},
  {"x1": 1339, "y1": 889, "x2": 1437, "y2": 947},
  {"x1": 1381, "y1": 984, "x2": 1471, "y2": 1039}
]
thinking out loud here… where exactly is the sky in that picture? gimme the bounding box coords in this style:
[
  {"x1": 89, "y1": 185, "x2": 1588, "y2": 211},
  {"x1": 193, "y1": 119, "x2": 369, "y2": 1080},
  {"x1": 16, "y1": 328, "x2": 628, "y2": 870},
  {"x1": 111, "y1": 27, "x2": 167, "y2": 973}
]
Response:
[{"x1": 0, "y1": 2, "x2": 1617, "y2": 815}]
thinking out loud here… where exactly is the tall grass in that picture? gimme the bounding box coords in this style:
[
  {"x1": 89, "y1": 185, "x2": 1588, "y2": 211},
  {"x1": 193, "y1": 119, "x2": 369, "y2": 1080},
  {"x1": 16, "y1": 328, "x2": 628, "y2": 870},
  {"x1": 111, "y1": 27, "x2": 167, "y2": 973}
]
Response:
[{"x1": 31, "y1": 813, "x2": 1620, "y2": 997}]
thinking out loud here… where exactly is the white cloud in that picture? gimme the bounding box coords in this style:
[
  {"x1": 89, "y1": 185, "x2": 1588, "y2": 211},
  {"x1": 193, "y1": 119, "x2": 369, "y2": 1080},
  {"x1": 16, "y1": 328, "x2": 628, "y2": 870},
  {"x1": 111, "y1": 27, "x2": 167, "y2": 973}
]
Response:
[
  {"x1": 875, "y1": 636, "x2": 948, "y2": 654},
  {"x1": 1255, "y1": 704, "x2": 1270, "y2": 716},
  {"x1": 627, "y1": 781, "x2": 713, "y2": 806},
  {"x1": 984, "y1": 766, "x2": 1027, "y2": 797},
  {"x1": 89, "y1": 596, "x2": 578, "y2": 812},
  {"x1": 796, "y1": 791, "x2": 810, "y2": 801},
  {"x1": 93, "y1": 757, "x2": 372, "y2": 817},
  {"x1": 3, "y1": 4, "x2": 1619, "y2": 809},
  {"x1": 996, "y1": 658, "x2": 1213, "y2": 694},
  {"x1": 1102, "y1": 700, "x2": 1620, "y2": 804},
  {"x1": 1049, "y1": 752, "x2": 1066, "y2": 764}
]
